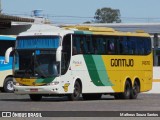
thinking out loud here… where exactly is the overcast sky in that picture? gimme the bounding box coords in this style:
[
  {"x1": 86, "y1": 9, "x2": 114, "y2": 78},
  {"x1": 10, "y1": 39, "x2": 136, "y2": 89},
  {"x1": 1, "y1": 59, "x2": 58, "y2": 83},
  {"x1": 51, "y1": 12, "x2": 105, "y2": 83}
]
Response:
[{"x1": 1, "y1": 0, "x2": 160, "y2": 24}]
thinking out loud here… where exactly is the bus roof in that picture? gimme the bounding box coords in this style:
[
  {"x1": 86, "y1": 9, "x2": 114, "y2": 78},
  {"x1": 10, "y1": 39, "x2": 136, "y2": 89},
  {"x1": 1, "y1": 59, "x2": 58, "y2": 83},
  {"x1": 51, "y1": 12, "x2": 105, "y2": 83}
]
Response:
[
  {"x1": 0, "y1": 35, "x2": 16, "y2": 40},
  {"x1": 18, "y1": 24, "x2": 150, "y2": 38},
  {"x1": 18, "y1": 24, "x2": 73, "y2": 37},
  {"x1": 63, "y1": 26, "x2": 151, "y2": 37}
]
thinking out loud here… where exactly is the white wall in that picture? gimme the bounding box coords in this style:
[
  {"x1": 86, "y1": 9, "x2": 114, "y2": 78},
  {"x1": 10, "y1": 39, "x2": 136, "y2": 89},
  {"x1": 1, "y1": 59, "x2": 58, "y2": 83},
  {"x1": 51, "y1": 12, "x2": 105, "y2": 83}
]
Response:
[{"x1": 145, "y1": 67, "x2": 160, "y2": 93}]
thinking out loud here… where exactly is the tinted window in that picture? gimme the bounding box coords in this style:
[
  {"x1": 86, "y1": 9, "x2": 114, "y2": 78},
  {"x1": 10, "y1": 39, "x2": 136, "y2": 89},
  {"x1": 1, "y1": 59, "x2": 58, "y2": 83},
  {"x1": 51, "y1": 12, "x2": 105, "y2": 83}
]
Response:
[
  {"x1": 0, "y1": 40, "x2": 15, "y2": 56},
  {"x1": 72, "y1": 35, "x2": 151, "y2": 55}
]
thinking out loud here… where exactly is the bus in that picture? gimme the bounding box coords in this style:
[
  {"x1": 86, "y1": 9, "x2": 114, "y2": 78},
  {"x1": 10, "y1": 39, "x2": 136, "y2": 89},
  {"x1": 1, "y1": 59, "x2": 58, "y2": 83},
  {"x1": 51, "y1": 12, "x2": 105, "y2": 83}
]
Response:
[
  {"x1": 5, "y1": 25, "x2": 152, "y2": 101},
  {"x1": 0, "y1": 35, "x2": 15, "y2": 92}
]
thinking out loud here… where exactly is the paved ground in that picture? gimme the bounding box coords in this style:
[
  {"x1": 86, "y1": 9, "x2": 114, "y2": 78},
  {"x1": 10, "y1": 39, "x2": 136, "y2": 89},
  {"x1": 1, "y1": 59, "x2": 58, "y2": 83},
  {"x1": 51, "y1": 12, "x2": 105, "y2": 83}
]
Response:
[{"x1": 0, "y1": 93, "x2": 160, "y2": 119}]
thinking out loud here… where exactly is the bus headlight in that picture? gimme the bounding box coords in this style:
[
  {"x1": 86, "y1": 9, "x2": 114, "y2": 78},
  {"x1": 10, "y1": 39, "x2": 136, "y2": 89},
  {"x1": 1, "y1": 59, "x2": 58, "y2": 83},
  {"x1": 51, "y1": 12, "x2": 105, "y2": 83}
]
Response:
[{"x1": 48, "y1": 81, "x2": 59, "y2": 85}]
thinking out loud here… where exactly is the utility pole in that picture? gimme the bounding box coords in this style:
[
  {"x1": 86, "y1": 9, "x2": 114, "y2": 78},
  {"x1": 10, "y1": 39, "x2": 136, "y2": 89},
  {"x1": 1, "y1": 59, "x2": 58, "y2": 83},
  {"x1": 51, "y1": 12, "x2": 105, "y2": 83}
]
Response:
[
  {"x1": 154, "y1": 33, "x2": 159, "y2": 66},
  {"x1": 0, "y1": 0, "x2": 2, "y2": 13}
]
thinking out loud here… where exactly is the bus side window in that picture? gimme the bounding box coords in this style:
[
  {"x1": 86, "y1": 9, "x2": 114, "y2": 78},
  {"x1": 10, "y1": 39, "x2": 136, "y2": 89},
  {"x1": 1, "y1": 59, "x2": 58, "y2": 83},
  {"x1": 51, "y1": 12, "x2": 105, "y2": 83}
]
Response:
[
  {"x1": 72, "y1": 35, "x2": 81, "y2": 55},
  {"x1": 92, "y1": 36, "x2": 98, "y2": 54},
  {"x1": 77, "y1": 35, "x2": 88, "y2": 54},
  {"x1": 119, "y1": 38, "x2": 124, "y2": 54},
  {"x1": 144, "y1": 38, "x2": 151, "y2": 54},
  {"x1": 107, "y1": 39, "x2": 115, "y2": 54},
  {"x1": 61, "y1": 34, "x2": 71, "y2": 75},
  {"x1": 86, "y1": 35, "x2": 94, "y2": 54}
]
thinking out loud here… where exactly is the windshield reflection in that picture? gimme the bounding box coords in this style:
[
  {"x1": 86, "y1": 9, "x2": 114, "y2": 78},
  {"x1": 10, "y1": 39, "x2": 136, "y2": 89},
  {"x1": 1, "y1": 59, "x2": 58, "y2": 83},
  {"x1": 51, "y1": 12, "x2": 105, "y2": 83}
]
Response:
[{"x1": 14, "y1": 50, "x2": 59, "y2": 78}]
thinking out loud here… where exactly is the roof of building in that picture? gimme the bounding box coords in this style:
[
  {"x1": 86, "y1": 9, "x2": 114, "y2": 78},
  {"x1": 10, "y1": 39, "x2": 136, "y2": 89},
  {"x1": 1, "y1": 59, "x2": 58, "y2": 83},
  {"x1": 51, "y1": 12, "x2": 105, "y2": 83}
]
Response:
[
  {"x1": 0, "y1": 14, "x2": 34, "y2": 29},
  {"x1": 81, "y1": 23, "x2": 160, "y2": 34},
  {"x1": 0, "y1": 14, "x2": 34, "y2": 22}
]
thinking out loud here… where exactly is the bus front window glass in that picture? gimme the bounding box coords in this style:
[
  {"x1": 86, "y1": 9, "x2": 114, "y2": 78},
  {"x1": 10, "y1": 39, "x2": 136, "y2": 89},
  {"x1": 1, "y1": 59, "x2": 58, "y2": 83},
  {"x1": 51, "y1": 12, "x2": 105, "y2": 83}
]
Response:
[
  {"x1": 14, "y1": 50, "x2": 59, "y2": 78},
  {"x1": 34, "y1": 52, "x2": 59, "y2": 78}
]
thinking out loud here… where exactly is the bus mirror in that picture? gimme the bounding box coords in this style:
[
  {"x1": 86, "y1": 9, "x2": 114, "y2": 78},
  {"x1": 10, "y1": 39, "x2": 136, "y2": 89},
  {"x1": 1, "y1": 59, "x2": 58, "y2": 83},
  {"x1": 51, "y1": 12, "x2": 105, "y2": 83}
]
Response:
[
  {"x1": 5, "y1": 47, "x2": 13, "y2": 63},
  {"x1": 56, "y1": 46, "x2": 62, "y2": 62}
]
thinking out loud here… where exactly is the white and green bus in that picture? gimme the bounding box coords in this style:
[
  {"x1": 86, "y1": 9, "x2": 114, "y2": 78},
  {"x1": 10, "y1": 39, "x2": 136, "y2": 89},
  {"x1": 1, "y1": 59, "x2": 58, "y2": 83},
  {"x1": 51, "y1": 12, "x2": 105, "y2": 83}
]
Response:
[{"x1": 5, "y1": 25, "x2": 152, "y2": 101}]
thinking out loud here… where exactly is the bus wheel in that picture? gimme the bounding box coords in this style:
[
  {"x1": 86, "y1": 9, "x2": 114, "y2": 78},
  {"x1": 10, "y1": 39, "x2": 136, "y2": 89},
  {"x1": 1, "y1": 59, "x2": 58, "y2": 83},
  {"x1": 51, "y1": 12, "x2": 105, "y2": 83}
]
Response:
[
  {"x1": 120, "y1": 80, "x2": 131, "y2": 99},
  {"x1": 114, "y1": 94, "x2": 121, "y2": 99},
  {"x1": 68, "y1": 81, "x2": 81, "y2": 101},
  {"x1": 29, "y1": 94, "x2": 42, "y2": 101},
  {"x1": 130, "y1": 81, "x2": 140, "y2": 99},
  {"x1": 3, "y1": 77, "x2": 14, "y2": 93},
  {"x1": 83, "y1": 94, "x2": 102, "y2": 100}
]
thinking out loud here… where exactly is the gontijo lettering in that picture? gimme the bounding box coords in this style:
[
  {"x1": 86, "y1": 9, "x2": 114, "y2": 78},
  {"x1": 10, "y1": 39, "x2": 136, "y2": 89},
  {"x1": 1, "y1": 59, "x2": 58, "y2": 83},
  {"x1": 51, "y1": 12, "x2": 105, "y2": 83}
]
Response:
[{"x1": 111, "y1": 59, "x2": 134, "y2": 67}]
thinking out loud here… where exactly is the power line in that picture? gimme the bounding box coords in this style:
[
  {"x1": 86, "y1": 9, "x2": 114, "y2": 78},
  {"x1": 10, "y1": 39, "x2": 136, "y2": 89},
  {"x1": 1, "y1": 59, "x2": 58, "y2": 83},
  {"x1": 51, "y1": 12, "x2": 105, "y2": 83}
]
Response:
[{"x1": 3, "y1": 11, "x2": 160, "y2": 23}]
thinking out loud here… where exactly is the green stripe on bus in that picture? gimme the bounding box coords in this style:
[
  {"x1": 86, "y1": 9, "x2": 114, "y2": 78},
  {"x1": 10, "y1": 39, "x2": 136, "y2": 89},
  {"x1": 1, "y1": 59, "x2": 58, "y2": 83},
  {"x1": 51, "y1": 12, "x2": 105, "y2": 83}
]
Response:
[
  {"x1": 92, "y1": 56, "x2": 113, "y2": 86},
  {"x1": 35, "y1": 77, "x2": 55, "y2": 84},
  {"x1": 83, "y1": 55, "x2": 104, "y2": 86}
]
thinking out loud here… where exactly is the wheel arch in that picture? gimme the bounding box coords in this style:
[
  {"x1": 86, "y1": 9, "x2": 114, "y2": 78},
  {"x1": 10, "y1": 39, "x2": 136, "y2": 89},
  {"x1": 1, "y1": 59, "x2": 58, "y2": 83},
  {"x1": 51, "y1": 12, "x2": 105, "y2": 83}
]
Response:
[
  {"x1": 122, "y1": 77, "x2": 132, "y2": 92},
  {"x1": 75, "y1": 78, "x2": 82, "y2": 92},
  {"x1": 2, "y1": 75, "x2": 14, "y2": 92},
  {"x1": 3, "y1": 75, "x2": 14, "y2": 86}
]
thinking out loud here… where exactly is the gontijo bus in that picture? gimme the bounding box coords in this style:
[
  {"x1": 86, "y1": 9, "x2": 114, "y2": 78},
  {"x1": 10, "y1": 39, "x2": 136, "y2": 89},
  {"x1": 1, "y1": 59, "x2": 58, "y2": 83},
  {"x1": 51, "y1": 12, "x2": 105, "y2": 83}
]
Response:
[
  {"x1": 0, "y1": 35, "x2": 15, "y2": 92},
  {"x1": 5, "y1": 25, "x2": 152, "y2": 101}
]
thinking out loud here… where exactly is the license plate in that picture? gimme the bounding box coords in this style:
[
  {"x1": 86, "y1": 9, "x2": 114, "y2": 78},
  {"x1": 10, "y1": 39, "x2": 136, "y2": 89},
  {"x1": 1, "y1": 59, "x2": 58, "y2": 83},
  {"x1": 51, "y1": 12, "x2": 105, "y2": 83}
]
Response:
[{"x1": 30, "y1": 88, "x2": 38, "y2": 92}]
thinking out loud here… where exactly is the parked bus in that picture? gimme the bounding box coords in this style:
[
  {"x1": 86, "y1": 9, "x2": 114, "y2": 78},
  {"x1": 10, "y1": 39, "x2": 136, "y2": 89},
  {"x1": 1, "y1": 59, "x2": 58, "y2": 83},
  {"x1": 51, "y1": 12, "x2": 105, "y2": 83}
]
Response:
[
  {"x1": 0, "y1": 35, "x2": 15, "y2": 92},
  {"x1": 5, "y1": 25, "x2": 152, "y2": 101}
]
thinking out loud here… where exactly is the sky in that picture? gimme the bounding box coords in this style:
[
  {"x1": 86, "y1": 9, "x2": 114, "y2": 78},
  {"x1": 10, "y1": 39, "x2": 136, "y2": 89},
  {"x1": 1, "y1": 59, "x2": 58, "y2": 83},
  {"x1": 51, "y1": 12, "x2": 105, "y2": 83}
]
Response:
[{"x1": 1, "y1": 0, "x2": 160, "y2": 24}]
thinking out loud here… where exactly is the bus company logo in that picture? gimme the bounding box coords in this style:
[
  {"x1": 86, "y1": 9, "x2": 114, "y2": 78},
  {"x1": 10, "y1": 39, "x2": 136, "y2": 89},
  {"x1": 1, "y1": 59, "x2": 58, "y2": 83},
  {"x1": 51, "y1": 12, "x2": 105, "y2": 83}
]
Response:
[
  {"x1": 111, "y1": 59, "x2": 134, "y2": 67},
  {"x1": 63, "y1": 83, "x2": 70, "y2": 92},
  {"x1": 73, "y1": 60, "x2": 82, "y2": 66},
  {"x1": 2, "y1": 112, "x2": 11, "y2": 117}
]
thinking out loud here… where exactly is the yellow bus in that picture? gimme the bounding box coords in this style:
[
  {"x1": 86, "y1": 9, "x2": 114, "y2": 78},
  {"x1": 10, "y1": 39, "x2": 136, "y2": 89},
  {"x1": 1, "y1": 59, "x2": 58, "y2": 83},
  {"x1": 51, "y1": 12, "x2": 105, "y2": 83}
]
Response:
[{"x1": 5, "y1": 25, "x2": 152, "y2": 101}]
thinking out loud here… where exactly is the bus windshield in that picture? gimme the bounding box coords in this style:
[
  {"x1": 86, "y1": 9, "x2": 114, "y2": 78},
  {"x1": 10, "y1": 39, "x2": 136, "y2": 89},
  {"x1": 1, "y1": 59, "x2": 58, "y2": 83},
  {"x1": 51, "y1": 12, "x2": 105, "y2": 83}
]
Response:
[
  {"x1": 14, "y1": 50, "x2": 60, "y2": 78},
  {"x1": 14, "y1": 36, "x2": 61, "y2": 78}
]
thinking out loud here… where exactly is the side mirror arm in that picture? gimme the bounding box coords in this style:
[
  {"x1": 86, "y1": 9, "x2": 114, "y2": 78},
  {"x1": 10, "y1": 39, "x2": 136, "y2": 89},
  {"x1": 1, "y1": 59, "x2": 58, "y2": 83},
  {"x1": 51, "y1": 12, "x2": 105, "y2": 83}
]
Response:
[{"x1": 5, "y1": 47, "x2": 13, "y2": 63}]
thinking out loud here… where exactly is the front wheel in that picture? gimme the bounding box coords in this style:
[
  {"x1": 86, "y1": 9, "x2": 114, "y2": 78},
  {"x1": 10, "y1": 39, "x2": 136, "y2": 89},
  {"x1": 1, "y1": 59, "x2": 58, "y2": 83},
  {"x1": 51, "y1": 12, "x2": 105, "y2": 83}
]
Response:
[
  {"x1": 3, "y1": 77, "x2": 14, "y2": 93},
  {"x1": 68, "y1": 81, "x2": 81, "y2": 101}
]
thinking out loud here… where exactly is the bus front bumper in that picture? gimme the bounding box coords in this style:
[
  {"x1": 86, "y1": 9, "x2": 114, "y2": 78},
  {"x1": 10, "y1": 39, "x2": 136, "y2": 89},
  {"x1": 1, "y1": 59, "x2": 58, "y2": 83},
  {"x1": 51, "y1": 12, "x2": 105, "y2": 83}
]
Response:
[{"x1": 14, "y1": 85, "x2": 61, "y2": 95}]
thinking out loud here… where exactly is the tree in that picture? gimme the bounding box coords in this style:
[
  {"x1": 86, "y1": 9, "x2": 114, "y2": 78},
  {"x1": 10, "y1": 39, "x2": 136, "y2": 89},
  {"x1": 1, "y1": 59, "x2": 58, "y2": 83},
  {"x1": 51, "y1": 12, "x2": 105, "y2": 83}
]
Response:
[{"x1": 94, "y1": 7, "x2": 121, "y2": 23}]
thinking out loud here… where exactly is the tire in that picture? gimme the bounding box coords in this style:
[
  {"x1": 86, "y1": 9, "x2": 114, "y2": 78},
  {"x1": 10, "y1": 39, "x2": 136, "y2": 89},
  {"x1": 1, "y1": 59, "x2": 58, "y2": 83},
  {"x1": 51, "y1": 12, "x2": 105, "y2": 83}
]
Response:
[
  {"x1": 29, "y1": 94, "x2": 42, "y2": 101},
  {"x1": 130, "y1": 81, "x2": 140, "y2": 99},
  {"x1": 68, "y1": 81, "x2": 81, "y2": 101},
  {"x1": 83, "y1": 94, "x2": 102, "y2": 100},
  {"x1": 3, "y1": 77, "x2": 14, "y2": 93},
  {"x1": 119, "y1": 80, "x2": 131, "y2": 99},
  {"x1": 114, "y1": 94, "x2": 121, "y2": 100}
]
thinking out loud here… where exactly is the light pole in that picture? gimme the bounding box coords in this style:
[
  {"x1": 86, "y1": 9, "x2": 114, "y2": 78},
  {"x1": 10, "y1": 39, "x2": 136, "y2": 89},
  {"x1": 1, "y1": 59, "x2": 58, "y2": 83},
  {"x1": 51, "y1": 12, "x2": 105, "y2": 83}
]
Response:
[
  {"x1": 0, "y1": 0, "x2": 2, "y2": 13},
  {"x1": 154, "y1": 33, "x2": 159, "y2": 66}
]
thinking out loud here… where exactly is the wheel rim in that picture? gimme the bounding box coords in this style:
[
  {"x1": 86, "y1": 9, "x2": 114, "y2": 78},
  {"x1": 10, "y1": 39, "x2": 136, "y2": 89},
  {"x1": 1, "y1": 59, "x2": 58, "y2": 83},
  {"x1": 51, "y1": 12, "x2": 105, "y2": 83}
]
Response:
[{"x1": 7, "y1": 81, "x2": 14, "y2": 91}]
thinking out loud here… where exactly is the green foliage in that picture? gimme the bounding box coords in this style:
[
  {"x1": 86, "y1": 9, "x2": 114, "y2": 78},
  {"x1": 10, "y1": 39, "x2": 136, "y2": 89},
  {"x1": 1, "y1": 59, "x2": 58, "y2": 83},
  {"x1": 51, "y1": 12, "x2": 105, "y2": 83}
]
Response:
[{"x1": 94, "y1": 7, "x2": 121, "y2": 23}]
